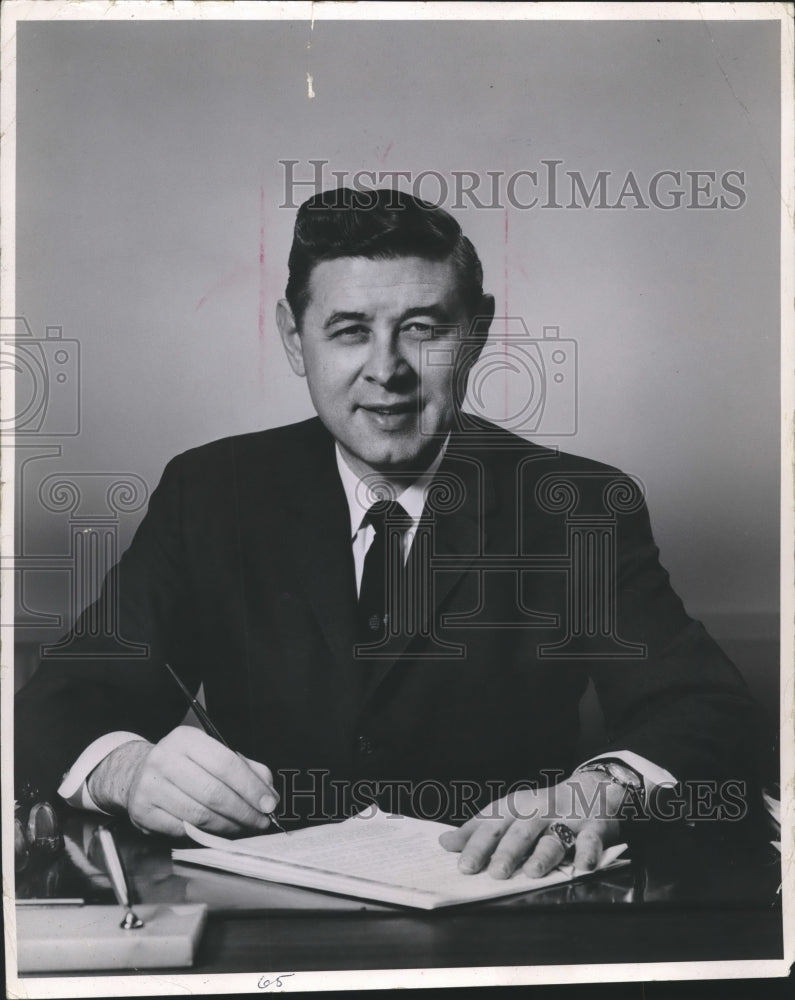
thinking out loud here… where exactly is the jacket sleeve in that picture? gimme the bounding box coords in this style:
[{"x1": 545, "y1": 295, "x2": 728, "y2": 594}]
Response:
[
  {"x1": 587, "y1": 490, "x2": 768, "y2": 789},
  {"x1": 14, "y1": 455, "x2": 200, "y2": 804}
]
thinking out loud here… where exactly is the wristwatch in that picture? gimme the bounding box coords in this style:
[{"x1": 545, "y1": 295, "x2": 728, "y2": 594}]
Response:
[{"x1": 575, "y1": 760, "x2": 646, "y2": 804}]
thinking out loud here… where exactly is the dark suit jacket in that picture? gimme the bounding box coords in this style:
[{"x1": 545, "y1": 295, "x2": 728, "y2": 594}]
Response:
[{"x1": 16, "y1": 416, "x2": 763, "y2": 821}]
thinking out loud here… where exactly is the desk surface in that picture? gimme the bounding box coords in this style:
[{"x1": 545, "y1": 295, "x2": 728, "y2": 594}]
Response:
[{"x1": 16, "y1": 812, "x2": 783, "y2": 976}]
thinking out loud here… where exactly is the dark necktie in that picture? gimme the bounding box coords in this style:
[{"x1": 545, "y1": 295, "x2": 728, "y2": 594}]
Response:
[{"x1": 357, "y1": 501, "x2": 410, "y2": 646}]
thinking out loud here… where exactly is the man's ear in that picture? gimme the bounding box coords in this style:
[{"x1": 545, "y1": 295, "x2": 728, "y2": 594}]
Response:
[
  {"x1": 471, "y1": 293, "x2": 495, "y2": 355},
  {"x1": 276, "y1": 299, "x2": 306, "y2": 377}
]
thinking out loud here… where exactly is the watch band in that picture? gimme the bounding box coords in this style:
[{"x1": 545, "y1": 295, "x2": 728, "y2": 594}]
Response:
[{"x1": 576, "y1": 760, "x2": 646, "y2": 802}]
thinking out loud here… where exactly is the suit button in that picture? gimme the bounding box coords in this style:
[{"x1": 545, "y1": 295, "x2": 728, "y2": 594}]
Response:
[{"x1": 356, "y1": 735, "x2": 374, "y2": 755}]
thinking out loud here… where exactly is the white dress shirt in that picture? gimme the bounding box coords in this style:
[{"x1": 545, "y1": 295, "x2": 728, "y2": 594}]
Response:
[
  {"x1": 59, "y1": 439, "x2": 675, "y2": 811},
  {"x1": 335, "y1": 441, "x2": 448, "y2": 596}
]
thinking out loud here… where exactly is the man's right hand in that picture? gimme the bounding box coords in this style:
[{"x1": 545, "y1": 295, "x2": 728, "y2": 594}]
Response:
[{"x1": 85, "y1": 726, "x2": 279, "y2": 838}]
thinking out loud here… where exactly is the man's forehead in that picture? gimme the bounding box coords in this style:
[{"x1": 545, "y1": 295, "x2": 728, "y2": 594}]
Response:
[{"x1": 306, "y1": 255, "x2": 462, "y2": 311}]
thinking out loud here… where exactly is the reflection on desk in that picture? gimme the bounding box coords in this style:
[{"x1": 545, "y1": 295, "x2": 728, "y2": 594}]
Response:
[{"x1": 15, "y1": 809, "x2": 783, "y2": 974}]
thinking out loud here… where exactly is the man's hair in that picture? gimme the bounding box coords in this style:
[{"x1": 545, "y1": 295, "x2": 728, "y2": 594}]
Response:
[{"x1": 285, "y1": 187, "x2": 485, "y2": 328}]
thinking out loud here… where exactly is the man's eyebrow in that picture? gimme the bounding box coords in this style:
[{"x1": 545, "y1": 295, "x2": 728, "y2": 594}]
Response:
[
  {"x1": 322, "y1": 304, "x2": 451, "y2": 330},
  {"x1": 323, "y1": 311, "x2": 371, "y2": 330},
  {"x1": 398, "y1": 305, "x2": 450, "y2": 323}
]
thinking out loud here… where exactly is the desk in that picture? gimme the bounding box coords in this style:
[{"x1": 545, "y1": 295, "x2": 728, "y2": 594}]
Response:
[{"x1": 16, "y1": 812, "x2": 783, "y2": 974}]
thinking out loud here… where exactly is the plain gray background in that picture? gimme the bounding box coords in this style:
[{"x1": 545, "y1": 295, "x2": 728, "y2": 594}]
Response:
[{"x1": 13, "y1": 18, "x2": 781, "y2": 722}]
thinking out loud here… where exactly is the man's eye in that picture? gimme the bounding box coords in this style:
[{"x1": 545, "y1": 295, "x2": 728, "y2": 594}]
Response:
[
  {"x1": 334, "y1": 325, "x2": 369, "y2": 341},
  {"x1": 401, "y1": 322, "x2": 434, "y2": 338}
]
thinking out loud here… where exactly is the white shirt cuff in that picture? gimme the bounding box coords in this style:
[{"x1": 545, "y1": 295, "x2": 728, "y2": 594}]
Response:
[
  {"x1": 57, "y1": 732, "x2": 149, "y2": 813},
  {"x1": 581, "y1": 750, "x2": 677, "y2": 792}
]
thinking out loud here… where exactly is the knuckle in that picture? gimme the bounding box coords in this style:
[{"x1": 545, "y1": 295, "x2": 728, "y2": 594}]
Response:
[
  {"x1": 134, "y1": 769, "x2": 161, "y2": 800},
  {"x1": 234, "y1": 779, "x2": 265, "y2": 812},
  {"x1": 201, "y1": 780, "x2": 227, "y2": 812},
  {"x1": 462, "y1": 844, "x2": 487, "y2": 865},
  {"x1": 127, "y1": 798, "x2": 147, "y2": 824},
  {"x1": 161, "y1": 817, "x2": 186, "y2": 838},
  {"x1": 189, "y1": 804, "x2": 214, "y2": 828},
  {"x1": 236, "y1": 794, "x2": 257, "y2": 818},
  {"x1": 161, "y1": 727, "x2": 186, "y2": 749},
  {"x1": 509, "y1": 796, "x2": 540, "y2": 822},
  {"x1": 176, "y1": 724, "x2": 200, "y2": 741},
  {"x1": 252, "y1": 762, "x2": 274, "y2": 784},
  {"x1": 470, "y1": 830, "x2": 501, "y2": 856},
  {"x1": 203, "y1": 815, "x2": 233, "y2": 835},
  {"x1": 490, "y1": 848, "x2": 519, "y2": 871},
  {"x1": 534, "y1": 843, "x2": 559, "y2": 864},
  {"x1": 491, "y1": 841, "x2": 521, "y2": 866},
  {"x1": 238, "y1": 766, "x2": 266, "y2": 798},
  {"x1": 511, "y1": 818, "x2": 537, "y2": 840},
  {"x1": 225, "y1": 751, "x2": 252, "y2": 778},
  {"x1": 460, "y1": 817, "x2": 483, "y2": 835},
  {"x1": 145, "y1": 745, "x2": 168, "y2": 771}
]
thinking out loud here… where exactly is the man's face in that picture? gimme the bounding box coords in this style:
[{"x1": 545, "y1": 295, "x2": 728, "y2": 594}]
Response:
[{"x1": 278, "y1": 255, "x2": 490, "y2": 481}]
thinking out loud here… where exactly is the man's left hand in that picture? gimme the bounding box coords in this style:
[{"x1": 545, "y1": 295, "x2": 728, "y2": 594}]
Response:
[{"x1": 439, "y1": 771, "x2": 625, "y2": 879}]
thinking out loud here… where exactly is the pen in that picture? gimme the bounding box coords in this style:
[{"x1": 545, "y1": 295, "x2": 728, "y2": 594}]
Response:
[
  {"x1": 96, "y1": 825, "x2": 144, "y2": 930},
  {"x1": 164, "y1": 662, "x2": 287, "y2": 834}
]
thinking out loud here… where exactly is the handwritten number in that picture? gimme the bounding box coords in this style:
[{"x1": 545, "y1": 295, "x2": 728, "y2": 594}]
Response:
[{"x1": 258, "y1": 973, "x2": 295, "y2": 990}]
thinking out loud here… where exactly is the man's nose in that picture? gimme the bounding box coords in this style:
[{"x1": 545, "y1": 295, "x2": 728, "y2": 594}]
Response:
[{"x1": 363, "y1": 334, "x2": 408, "y2": 385}]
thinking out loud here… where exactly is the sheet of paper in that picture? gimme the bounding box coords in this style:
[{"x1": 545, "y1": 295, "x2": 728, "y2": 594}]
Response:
[{"x1": 182, "y1": 809, "x2": 628, "y2": 904}]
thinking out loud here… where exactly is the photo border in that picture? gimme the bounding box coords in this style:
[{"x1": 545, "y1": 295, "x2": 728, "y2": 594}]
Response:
[{"x1": 1, "y1": 2, "x2": 792, "y2": 995}]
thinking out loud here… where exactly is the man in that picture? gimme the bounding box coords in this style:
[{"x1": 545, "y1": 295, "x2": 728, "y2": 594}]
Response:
[{"x1": 15, "y1": 188, "x2": 762, "y2": 882}]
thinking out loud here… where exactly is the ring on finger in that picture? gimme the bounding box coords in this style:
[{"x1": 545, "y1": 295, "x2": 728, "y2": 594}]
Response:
[{"x1": 547, "y1": 822, "x2": 576, "y2": 858}]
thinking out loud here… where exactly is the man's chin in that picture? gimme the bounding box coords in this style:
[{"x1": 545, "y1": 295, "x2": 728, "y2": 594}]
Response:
[{"x1": 344, "y1": 439, "x2": 445, "y2": 479}]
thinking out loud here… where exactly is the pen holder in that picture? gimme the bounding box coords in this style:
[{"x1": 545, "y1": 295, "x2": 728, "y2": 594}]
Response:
[{"x1": 14, "y1": 787, "x2": 64, "y2": 872}]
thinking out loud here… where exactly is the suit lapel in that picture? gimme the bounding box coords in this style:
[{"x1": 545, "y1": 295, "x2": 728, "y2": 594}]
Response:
[
  {"x1": 234, "y1": 420, "x2": 359, "y2": 679},
  {"x1": 287, "y1": 431, "x2": 360, "y2": 675}
]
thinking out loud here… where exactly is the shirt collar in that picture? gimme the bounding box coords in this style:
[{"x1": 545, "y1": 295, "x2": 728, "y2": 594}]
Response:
[{"x1": 335, "y1": 436, "x2": 450, "y2": 538}]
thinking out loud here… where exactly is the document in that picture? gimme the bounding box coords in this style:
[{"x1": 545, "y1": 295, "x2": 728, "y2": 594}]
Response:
[{"x1": 173, "y1": 808, "x2": 629, "y2": 910}]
